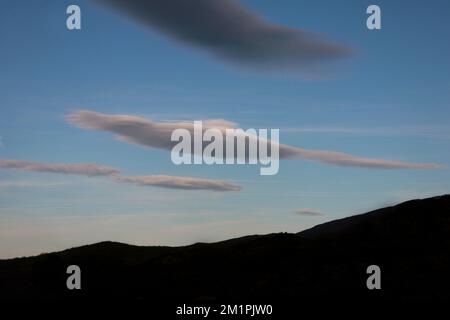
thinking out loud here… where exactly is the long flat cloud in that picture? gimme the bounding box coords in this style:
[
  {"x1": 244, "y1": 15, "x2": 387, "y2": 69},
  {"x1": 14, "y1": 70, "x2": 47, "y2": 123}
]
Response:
[
  {"x1": 67, "y1": 110, "x2": 443, "y2": 170},
  {"x1": 0, "y1": 159, "x2": 119, "y2": 176},
  {"x1": 95, "y1": 0, "x2": 351, "y2": 70},
  {"x1": 113, "y1": 175, "x2": 241, "y2": 191},
  {"x1": 0, "y1": 159, "x2": 240, "y2": 192}
]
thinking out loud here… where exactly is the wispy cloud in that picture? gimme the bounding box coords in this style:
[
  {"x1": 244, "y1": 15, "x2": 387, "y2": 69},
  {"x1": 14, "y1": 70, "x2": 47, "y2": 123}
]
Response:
[
  {"x1": 0, "y1": 158, "x2": 240, "y2": 192},
  {"x1": 279, "y1": 145, "x2": 443, "y2": 169},
  {"x1": 0, "y1": 159, "x2": 119, "y2": 176},
  {"x1": 282, "y1": 125, "x2": 450, "y2": 139},
  {"x1": 295, "y1": 208, "x2": 324, "y2": 216},
  {"x1": 113, "y1": 175, "x2": 241, "y2": 192},
  {"x1": 67, "y1": 110, "x2": 443, "y2": 170},
  {"x1": 95, "y1": 0, "x2": 351, "y2": 71}
]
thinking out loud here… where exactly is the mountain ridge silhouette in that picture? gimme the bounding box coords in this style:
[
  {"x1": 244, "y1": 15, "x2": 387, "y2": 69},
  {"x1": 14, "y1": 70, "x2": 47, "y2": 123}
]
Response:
[{"x1": 1, "y1": 194, "x2": 449, "y2": 302}]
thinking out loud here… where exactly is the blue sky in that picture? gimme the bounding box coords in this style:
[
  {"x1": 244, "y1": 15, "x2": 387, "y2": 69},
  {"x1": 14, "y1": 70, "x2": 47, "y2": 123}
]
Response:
[{"x1": 1, "y1": 0, "x2": 450, "y2": 258}]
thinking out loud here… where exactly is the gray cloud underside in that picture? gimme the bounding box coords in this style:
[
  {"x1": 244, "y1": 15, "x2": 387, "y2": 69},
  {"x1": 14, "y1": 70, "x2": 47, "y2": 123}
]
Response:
[
  {"x1": 0, "y1": 159, "x2": 240, "y2": 192},
  {"x1": 67, "y1": 110, "x2": 443, "y2": 170},
  {"x1": 295, "y1": 208, "x2": 324, "y2": 216},
  {"x1": 95, "y1": 0, "x2": 351, "y2": 69}
]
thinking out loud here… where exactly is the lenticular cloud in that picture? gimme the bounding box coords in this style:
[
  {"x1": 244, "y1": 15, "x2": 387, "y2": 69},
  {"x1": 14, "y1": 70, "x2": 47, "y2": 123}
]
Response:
[
  {"x1": 95, "y1": 0, "x2": 352, "y2": 71},
  {"x1": 67, "y1": 109, "x2": 443, "y2": 170}
]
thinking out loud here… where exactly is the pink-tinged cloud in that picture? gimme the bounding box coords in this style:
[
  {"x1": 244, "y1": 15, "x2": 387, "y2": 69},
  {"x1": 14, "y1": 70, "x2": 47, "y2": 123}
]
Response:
[
  {"x1": 67, "y1": 110, "x2": 444, "y2": 170},
  {"x1": 0, "y1": 158, "x2": 240, "y2": 192},
  {"x1": 279, "y1": 145, "x2": 443, "y2": 169},
  {"x1": 0, "y1": 159, "x2": 119, "y2": 176},
  {"x1": 113, "y1": 175, "x2": 241, "y2": 192}
]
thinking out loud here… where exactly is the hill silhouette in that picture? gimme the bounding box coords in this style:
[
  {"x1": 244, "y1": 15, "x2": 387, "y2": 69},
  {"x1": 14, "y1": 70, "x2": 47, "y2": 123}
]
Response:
[{"x1": 1, "y1": 195, "x2": 450, "y2": 303}]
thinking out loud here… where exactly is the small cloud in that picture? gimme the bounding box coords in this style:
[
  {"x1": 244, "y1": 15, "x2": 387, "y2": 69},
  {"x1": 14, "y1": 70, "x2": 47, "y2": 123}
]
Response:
[
  {"x1": 113, "y1": 175, "x2": 241, "y2": 192},
  {"x1": 295, "y1": 208, "x2": 324, "y2": 216},
  {"x1": 0, "y1": 159, "x2": 119, "y2": 177}
]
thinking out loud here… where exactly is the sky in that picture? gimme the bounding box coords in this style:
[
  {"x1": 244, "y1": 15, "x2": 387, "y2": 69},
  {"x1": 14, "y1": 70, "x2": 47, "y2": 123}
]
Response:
[{"x1": 1, "y1": 0, "x2": 450, "y2": 258}]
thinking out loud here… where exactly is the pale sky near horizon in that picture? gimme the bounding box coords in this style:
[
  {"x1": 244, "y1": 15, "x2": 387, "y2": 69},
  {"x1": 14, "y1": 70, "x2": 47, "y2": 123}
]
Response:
[{"x1": 1, "y1": 0, "x2": 450, "y2": 258}]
